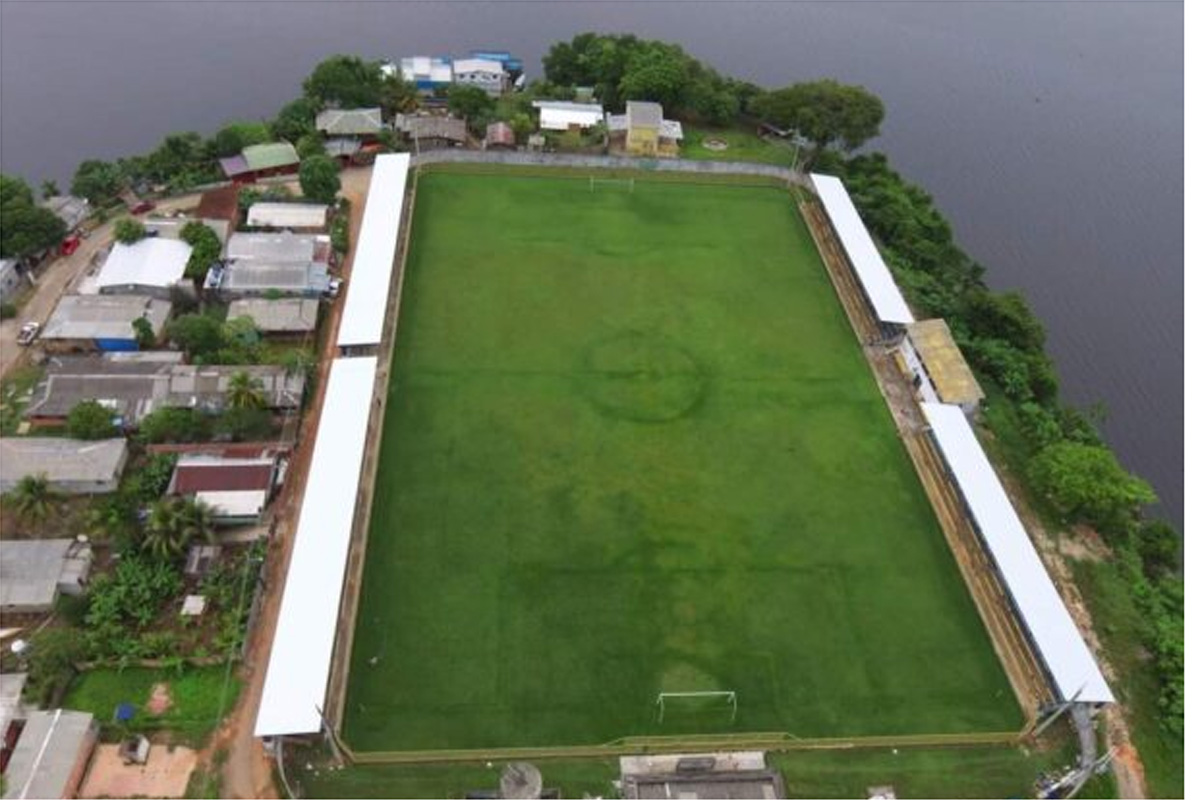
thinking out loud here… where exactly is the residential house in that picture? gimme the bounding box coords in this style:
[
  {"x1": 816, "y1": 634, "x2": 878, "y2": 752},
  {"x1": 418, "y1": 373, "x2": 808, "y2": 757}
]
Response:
[
  {"x1": 395, "y1": 114, "x2": 468, "y2": 149},
  {"x1": 219, "y1": 142, "x2": 301, "y2": 184},
  {"x1": 40, "y1": 294, "x2": 171, "y2": 352},
  {"x1": 0, "y1": 259, "x2": 22, "y2": 304},
  {"x1": 39, "y1": 195, "x2": 90, "y2": 232},
  {"x1": 23, "y1": 353, "x2": 305, "y2": 427},
  {"x1": 485, "y1": 121, "x2": 516, "y2": 150},
  {"x1": 0, "y1": 539, "x2": 95, "y2": 614},
  {"x1": 207, "y1": 231, "x2": 332, "y2": 298},
  {"x1": 90, "y1": 237, "x2": 192, "y2": 299},
  {"x1": 246, "y1": 203, "x2": 329, "y2": 232},
  {"x1": 0, "y1": 437, "x2": 128, "y2": 494},
  {"x1": 469, "y1": 49, "x2": 524, "y2": 79},
  {"x1": 315, "y1": 107, "x2": 383, "y2": 139},
  {"x1": 195, "y1": 186, "x2": 241, "y2": 231},
  {"x1": 533, "y1": 101, "x2": 605, "y2": 131},
  {"x1": 452, "y1": 58, "x2": 508, "y2": 95},
  {"x1": 400, "y1": 56, "x2": 454, "y2": 94},
  {"x1": 227, "y1": 297, "x2": 320, "y2": 338},
  {"x1": 1, "y1": 710, "x2": 98, "y2": 800},
  {"x1": 606, "y1": 101, "x2": 684, "y2": 157},
  {"x1": 168, "y1": 453, "x2": 281, "y2": 524},
  {"x1": 0, "y1": 674, "x2": 31, "y2": 773}
]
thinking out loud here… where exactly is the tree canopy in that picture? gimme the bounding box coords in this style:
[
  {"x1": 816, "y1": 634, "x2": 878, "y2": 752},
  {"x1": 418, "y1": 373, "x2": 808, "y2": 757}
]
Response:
[
  {"x1": 272, "y1": 97, "x2": 321, "y2": 142},
  {"x1": 179, "y1": 220, "x2": 222, "y2": 281},
  {"x1": 113, "y1": 217, "x2": 147, "y2": 245},
  {"x1": 446, "y1": 85, "x2": 496, "y2": 134},
  {"x1": 299, "y1": 155, "x2": 341, "y2": 204},
  {"x1": 210, "y1": 120, "x2": 272, "y2": 157},
  {"x1": 750, "y1": 80, "x2": 885, "y2": 157},
  {"x1": 1029, "y1": 441, "x2": 1157, "y2": 537},
  {"x1": 71, "y1": 159, "x2": 125, "y2": 205},
  {"x1": 68, "y1": 400, "x2": 118, "y2": 440},
  {"x1": 166, "y1": 313, "x2": 225, "y2": 359},
  {"x1": 1, "y1": 174, "x2": 67, "y2": 258},
  {"x1": 303, "y1": 54, "x2": 384, "y2": 109}
]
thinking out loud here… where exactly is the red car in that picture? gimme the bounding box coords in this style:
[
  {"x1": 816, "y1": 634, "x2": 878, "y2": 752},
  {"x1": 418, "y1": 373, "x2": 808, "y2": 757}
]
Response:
[
  {"x1": 60, "y1": 236, "x2": 81, "y2": 256},
  {"x1": 129, "y1": 200, "x2": 157, "y2": 215}
]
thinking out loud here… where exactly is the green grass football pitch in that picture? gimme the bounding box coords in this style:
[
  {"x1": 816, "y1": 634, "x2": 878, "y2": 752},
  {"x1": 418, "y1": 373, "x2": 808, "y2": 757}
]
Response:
[{"x1": 341, "y1": 172, "x2": 1022, "y2": 752}]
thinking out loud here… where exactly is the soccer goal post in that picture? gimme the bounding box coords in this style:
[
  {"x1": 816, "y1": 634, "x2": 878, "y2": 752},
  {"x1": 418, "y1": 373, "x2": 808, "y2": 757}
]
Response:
[
  {"x1": 656, "y1": 691, "x2": 738, "y2": 723},
  {"x1": 590, "y1": 176, "x2": 635, "y2": 193}
]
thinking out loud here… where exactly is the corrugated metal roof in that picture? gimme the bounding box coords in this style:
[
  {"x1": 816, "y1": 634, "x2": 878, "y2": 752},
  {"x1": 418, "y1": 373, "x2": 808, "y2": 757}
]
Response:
[
  {"x1": 315, "y1": 107, "x2": 383, "y2": 136},
  {"x1": 810, "y1": 173, "x2": 914, "y2": 325},
  {"x1": 0, "y1": 438, "x2": 128, "y2": 491},
  {"x1": 336, "y1": 154, "x2": 410, "y2": 348},
  {"x1": 3, "y1": 710, "x2": 95, "y2": 800},
  {"x1": 907, "y1": 319, "x2": 985, "y2": 406},
  {"x1": 255, "y1": 356, "x2": 378, "y2": 738},
  {"x1": 41, "y1": 294, "x2": 171, "y2": 342},
  {"x1": 242, "y1": 143, "x2": 300, "y2": 172},
  {"x1": 96, "y1": 238, "x2": 191, "y2": 291},
  {"x1": 172, "y1": 456, "x2": 275, "y2": 494},
  {"x1": 227, "y1": 297, "x2": 319, "y2": 332},
  {"x1": 533, "y1": 101, "x2": 604, "y2": 131},
  {"x1": 226, "y1": 231, "x2": 323, "y2": 263},
  {"x1": 920, "y1": 402, "x2": 1114, "y2": 704},
  {"x1": 246, "y1": 203, "x2": 329, "y2": 230},
  {"x1": 627, "y1": 101, "x2": 664, "y2": 129}
]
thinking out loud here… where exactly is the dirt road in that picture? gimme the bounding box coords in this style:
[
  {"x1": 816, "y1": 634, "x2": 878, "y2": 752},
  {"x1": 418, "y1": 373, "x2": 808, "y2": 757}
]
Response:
[
  {"x1": 208, "y1": 167, "x2": 373, "y2": 798},
  {"x1": 0, "y1": 193, "x2": 204, "y2": 379}
]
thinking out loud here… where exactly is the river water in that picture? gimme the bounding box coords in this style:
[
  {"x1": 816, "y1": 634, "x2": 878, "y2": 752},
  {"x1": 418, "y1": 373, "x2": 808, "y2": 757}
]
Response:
[{"x1": 0, "y1": 1, "x2": 1182, "y2": 527}]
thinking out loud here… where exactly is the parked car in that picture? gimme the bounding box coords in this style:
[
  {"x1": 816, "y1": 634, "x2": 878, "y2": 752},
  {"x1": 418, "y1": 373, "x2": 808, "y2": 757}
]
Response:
[
  {"x1": 16, "y1": 321, "x2": 40, "y2": 346},
  {"x1": 60, "y1": 236, "x2": 82, "y2": 256},
  {"x1": 325, "y1": 278, "x2": 344, "y2": 298},
  {"x1": 129, "y1": 200, "x2": 157, "y2": 215}
]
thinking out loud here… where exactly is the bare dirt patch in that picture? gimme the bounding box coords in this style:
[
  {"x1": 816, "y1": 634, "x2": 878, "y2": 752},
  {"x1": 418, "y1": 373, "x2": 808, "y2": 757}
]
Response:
[
  {"x1": 147, "y1": 682, "x2": 174, "y2": 716},
  {"x1": 81, "y1": 743, "x2": 197, "y2": 799}
]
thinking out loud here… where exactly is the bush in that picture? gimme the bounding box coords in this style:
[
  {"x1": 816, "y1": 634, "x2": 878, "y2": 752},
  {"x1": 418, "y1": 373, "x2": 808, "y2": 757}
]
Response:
[
  {"x1": 1028, "y1": 441, "x2": 1157, "y2": 537},
  {"x1": 25, "y1": 628, "x2": 87, "y2": 705},
  {"x1": 0, "y1": 302, "x2": 16, "y2": 320},
  {"x1": 215, "y1": 407, "x2": 273, "y2": 441},
  {"x1": 84, "y1": 555, "x2": 182, "y2": 659},
  {"x1": 137, "y1": 407, "x2": 211, "y2": 444},
  {"x1": 125, "y1": 453, "x2": 178, "y2": 503},
  {"x1": 68, "y1": 400, "x2": 118, "y2": 439},
  {"x1": 299, "y1": 155, "x2": 341, "y2": 204},
  {"x1": 113, "y1": 217, "x2": 147, "y2": 245}
]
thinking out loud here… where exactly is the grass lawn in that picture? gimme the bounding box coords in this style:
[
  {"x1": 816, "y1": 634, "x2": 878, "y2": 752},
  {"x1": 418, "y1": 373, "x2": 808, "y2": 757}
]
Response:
[
  {"x1": 342, "y1": 172, "x2": 1020, "y2": 753},
  {"x1": 63, "y1": 666, "x2": 239, "y2": 745},
  {"x1": 679, "y1": 125, "x2": 794, "y2": 166}
]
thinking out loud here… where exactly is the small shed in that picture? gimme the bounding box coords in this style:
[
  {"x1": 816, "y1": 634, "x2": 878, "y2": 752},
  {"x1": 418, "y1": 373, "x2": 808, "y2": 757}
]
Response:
[
  {"x1": 396, "y1": 115, "x2": 467, "y2": 148},
  {"x1": 900, "y1": 318, "x2": 986, "y2": 415},
  {"x1": 485, "y1": 121, "x2": 516, "y2": 150},
  {"x1": 0, "y1": 539, "x2": 94, "y2": 614}
]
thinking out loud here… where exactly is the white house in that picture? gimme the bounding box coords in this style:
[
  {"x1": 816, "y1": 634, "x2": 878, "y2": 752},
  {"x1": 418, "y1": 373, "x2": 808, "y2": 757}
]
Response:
[
  {"x1": 94, "y1": 238, "x2": 192, "y2": 299},
  {"x1": 452, "y1": 58, "x2": 508, "y2": 95},
  {"x1": 532, "y1": 101, "x2": 605, "y2": 131}
]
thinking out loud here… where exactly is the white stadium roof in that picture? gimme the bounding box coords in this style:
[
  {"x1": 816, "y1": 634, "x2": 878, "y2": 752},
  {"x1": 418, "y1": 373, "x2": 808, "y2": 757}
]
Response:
[
  {"x1": 337, "y1": 154, "x2": 410, "y2": 349},
  {"x1": 920, "y1": 402, "x2": 1114, "y2": 705},
  {"x1": 255, "y1": 356, "x2": 379, "y2": 737},
  {"x1": 810, "y1": 173, "x2": 914, "y2": 325}
]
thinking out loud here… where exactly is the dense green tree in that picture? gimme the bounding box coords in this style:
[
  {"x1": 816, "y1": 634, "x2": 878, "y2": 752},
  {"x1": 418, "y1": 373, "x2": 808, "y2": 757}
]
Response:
[
  {"x1": 210, "y1": 120, "x2": 272, "y2": 157},
  {"x1": 137, "y1": 407, "x2": 210, "y2": 444},
  {"x1": 226, "y1": 370, "x2": 266, "y2": 410},
  {"x1": 145, "y1": 132, "x2": 210, "y2": 183},
  {"x1": 166, "y1": 313, "x2": 225, "y2": 359},
  {"x1": 1136, "y1": 519, "x2": 1181, "y2": 578},
  {"x1": 70, "y1": 159, "x2": 125, "y2": 205},
  {"x1": 272, "y1": 97, "x2": 321, "y2": 142},
  {"x1": 132, "y1": 316, "x2": 157, "y2": 349},
  {"x1": 142, "y1": 496, "x2": 215, "y2": 562},
  {"x1": 215, "y1": 406, "x2": 274, "y2": 441},
  {"x1": 509, "y1": 112, "x2": 534, "y2": 143},
  {"x1": 962, "y1": 289, "x2": 1046, "y2": 353},
  {"x1": 380, "y1": 74, "x2": 420, "y2": 117},
  {"x1": 1029, "y1": 442, "x2": 1156, "y2": 536},
  {"x1": 296, "y1": 132, "x2": 327, "y2": 160},
  {"x1": 84, "y1": 493, "x2": 138, "y2": 545},
  {"x1": 40, "y1": 179, "x2": 60, "y2": 199},
  {"x1": 447, "y1": 85, "x2": 496, "y2": 134},
  {"x1": 618, "y1": 44, "x2": 692, "y2": 110},
  {"x1": 68, "y1": 399, "x2": 118, "y2": 440},
  {"x1": 304, "y1": 55, "x2": 384, "y2": 108},
  {"x1": 6, "y1": 473, "x2": 58, "y2": 525},
  {"x1": 750, "y1": 80, "x2": 884, "y2": 163},
  {"x1": 0, "y1": 174, "x2": 67, "y2": 258},
  {"x1": 112, "y1": 217, "x2": 146, "y2": 244},
  {"x1": 299, "y1": 155, "x2": 341, "y2": 204},
  {"x1": 179, "y1": 220, "x2": 222, "y2": 281}
]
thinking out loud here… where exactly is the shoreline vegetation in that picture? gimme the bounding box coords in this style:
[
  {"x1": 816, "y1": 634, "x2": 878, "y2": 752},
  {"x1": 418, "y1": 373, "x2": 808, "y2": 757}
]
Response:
[{"x1": 1, "y1": 32, "x2": 1181, "y2": 798}]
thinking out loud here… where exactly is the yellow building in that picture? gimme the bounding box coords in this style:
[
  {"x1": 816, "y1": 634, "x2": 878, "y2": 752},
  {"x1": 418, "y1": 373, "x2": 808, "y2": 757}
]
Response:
[{"x1": 608, "y1": 101, "x2": 683, "y2": 157}]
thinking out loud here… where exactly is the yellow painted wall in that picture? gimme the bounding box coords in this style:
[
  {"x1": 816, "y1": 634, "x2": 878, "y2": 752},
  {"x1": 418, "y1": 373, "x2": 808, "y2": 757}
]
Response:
[{"x1": 627, "y1": 125, "x2": 660, "y2": 156}]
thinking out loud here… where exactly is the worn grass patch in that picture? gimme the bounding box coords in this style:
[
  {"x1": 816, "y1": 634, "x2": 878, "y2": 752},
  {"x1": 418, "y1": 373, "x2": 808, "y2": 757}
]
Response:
[{"x1": 342, "y1": 173, "x2": 1020, "y2": 752}]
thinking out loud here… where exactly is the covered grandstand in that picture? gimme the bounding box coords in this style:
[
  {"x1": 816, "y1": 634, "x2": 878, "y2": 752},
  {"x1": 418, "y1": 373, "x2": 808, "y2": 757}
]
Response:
[
  {"x1": 337, "y1": 153, "x2": 410, "y2": 352},
  {"x1": 920, "y1": 401, "x2": 1114, "y2": 707},
  {"x1": 810, "y1": 173, "x2": 914, "y2": 333},
  {"x1": 255, "y1": 356, "x2": 379, "y2": 738}
]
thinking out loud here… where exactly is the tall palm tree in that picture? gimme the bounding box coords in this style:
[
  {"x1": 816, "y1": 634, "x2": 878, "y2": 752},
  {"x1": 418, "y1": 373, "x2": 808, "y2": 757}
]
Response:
[
  {"x1": 6, "y1": 473, "x2": 58, "y2": 526},
  {"x1": 142, "y1": 497, "x2": 216, "y2": 562},
  {"x1": 225, "y1": 370, "x2": 266, "y2": 411}
]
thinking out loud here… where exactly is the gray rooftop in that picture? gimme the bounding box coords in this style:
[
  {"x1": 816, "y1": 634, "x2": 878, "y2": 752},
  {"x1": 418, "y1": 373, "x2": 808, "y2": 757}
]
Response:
[
  {"x1": 228, "y1": 298, "x2": 320, "y2": 333},
  {"x1": 23, "y1": 353, "x2": 303, "y2": 422},
  {"x1": 627, "y1": 100, "x2": 664, "y2": 129},
  {"x1": 395, "y1": 115, "x2": 468, "y2": 142},
  {"x1": 0, "y1": 438, "x2": 128, "y2": 491},
  {"x1": 0, "y1": 539, "x2": 90, "y2": 612},
  {"x1": 2, "y1": 710, "x2": 95, "y2": 800},
  {"x1": 219, "y1": 262, "x2": 330, "y2": 294},
  {"x1": 246, "y1": 203, "x2": 329, "y2": 230},
  {"x1": 40, "y1": 196, "x2": 90, "y2": 230},
  {"x1": 0, "y1": 673, "x2": 29, "y2": 736},
  {"x1": 41, "y1": 294, "x2": 171, "y2": 342},
  {"x1": 226, "y1": 231, "x2": 327, "y2": 264},
  {"x1": 315, "y1": 107, "x2": 383, "y2": 136}
]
